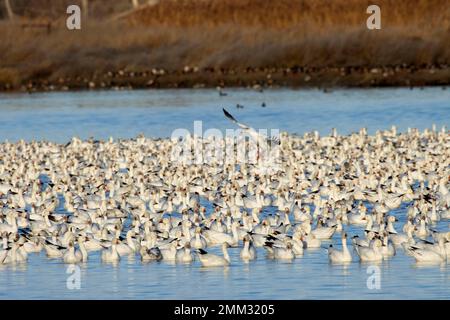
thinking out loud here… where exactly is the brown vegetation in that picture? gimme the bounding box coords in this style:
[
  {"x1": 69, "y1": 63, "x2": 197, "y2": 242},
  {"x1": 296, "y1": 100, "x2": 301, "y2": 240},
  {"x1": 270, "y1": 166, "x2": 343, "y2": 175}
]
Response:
[{"x1": 0, "y1": 0, "x2": 449, "y2": 91}]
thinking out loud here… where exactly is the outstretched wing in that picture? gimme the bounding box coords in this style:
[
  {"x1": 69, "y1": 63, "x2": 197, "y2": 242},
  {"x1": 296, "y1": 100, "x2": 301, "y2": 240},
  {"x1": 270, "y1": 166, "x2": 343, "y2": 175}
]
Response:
[
  {"x1": 267, "y1": 135, "x2": 280, "y2": 146},
  {"x1": 223, "y1": 108, "x2": 280, "y2": 146},
  {"x1": 223, "y1": 108, "x2": 250, "y2": 130}
]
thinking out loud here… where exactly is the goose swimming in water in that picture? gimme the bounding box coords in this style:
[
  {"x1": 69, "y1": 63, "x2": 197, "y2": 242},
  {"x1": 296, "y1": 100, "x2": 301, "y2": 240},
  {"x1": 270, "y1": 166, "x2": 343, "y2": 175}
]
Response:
[
  {"x1": 240, "y1": 235, "x2": 257, "y2": 261},
  {"x1": 190, "y1": 227, "x2": 207, "y2": 249},
  {"x1": 311, "y1": 218, "x2": 337, "y2": 240},
  {"x1": 140, "y1": 246, "x2": 162, "y2": 262},
  {"x1": 63, "y1": 238, "x2": 88, "y2": 264},
  {"x1": 327, "y1": 233, "x2": 352, "y2": 263},
  {"x1": 203, "y1": 221, "x2": 239, "y2": 247},
  {"x1": 101, "y1": 238, "x2": 120, "y2": 263},
  {"x1": 0, "y1": 122, "x2": 447, "y2": 276},
  {"x1": 348, "y1": 203, "x2": 368, "y2": 225},
  {"x1": 355, "y1": 239, "x2": 383, "y2": 262},
  {"x1": 176, "y1": 242, "x2": 193, "y2": 263},
  {"x1": 380, "y1": 232, "x2": 396, "y2": 259},
  {"x1": 197, "y1": 243, "x2": 230, "y2": 267},
  {"x1": 406, "y1": 242, "x2": 447, "y2": 263},
  {"x1": 264, "y1": 241, "x2": 295, "y2": 260}
]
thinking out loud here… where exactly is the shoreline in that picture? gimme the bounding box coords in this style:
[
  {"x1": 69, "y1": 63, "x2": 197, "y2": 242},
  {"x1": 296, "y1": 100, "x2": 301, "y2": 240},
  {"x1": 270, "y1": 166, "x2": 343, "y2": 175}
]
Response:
[{"x1": 1, "y1": 65, "x2": 449, "y2": 93}]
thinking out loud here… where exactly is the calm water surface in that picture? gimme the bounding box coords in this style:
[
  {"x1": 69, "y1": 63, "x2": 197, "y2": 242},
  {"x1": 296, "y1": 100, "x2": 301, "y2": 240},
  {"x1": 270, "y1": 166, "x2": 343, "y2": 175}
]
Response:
[{"x1": 0, "y1": 87, "x2": 449, "y2": 299}]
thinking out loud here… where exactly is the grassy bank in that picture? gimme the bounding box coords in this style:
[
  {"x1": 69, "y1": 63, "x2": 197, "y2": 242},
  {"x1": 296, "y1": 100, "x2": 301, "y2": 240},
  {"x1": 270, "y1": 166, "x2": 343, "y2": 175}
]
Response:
[{"x1": 0, "y1": 0, "x2": 449, "y2": 91}]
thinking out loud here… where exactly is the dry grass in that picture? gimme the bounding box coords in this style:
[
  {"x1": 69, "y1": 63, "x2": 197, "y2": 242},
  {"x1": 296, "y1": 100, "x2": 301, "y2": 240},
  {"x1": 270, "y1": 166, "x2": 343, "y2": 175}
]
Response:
[{"x1": 0, "y1": 0, "x2": 449, "y2": 89}]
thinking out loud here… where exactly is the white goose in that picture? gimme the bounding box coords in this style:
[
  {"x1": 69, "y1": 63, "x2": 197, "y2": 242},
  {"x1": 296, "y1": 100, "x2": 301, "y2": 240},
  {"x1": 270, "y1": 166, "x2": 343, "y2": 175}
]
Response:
[
  {"x1": 406, "y1": 241, "x2": 446, "y2": 263},
  {"x1": 197, "y1": 243, "x2": 230, "y2": 267},
  {"x1": 390, "y1": 228, "x2": 415, "y2": 248},
  {"x1": 101, "y1": 238, "x2": 120, "y2": 263},
  {"x1": 355, "y1": 239, "x2": 383, "y2": 262},
  {"x1": 190, "y1": 227, "x2": 207, "y2": 249},
  {"x1": 311, "y1": 218, "x2": 337, "y2": 240},
  {"x1": 380, "y1": 232, "x2": 396, "y2": 259},
  {"x1": 264, "y1": 241, "x2": 295, "y2": 260},
  {"x1": 240, "y1": 235, "x2": 256, "y2": 261},
  {"x1": 140, "y1": 246, "x2": 162, "y2": 262},
  {"x1": 175, "y1": 242, "x2": 193, "y2": 263},
  {"x1": 385, "y1": 216, "x2": 398, "y2": 234},
  {"x1": 327, "y1": 232, "x2": 352, "y2": 263},
  {"x1": 63, "y1": 239, "x2": 88, "y2": 264},
  {"x1": 203, "y1": 221, "x2": 239, "y2": 247},
  {"x1": 348, "y1": 203, "x2": 368, "y2": 225}
]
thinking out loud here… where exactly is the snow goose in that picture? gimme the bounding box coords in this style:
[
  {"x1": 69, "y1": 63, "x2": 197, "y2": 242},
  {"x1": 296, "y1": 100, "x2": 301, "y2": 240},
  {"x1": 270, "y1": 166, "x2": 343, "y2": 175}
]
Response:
[
  {"x1": 83, "y1": 236, "x2": 104, "y2": 252},
  {"x1": 240, "y1": 235, "x2": 256, "y2": 261},
  {"x1": 101, "y1": 238, "x2": 120, "y2": 263},
  {"x1": 355, "y1": 239, "x2": 383, "y2": 262},
  {"x1": 291, "y1": 232, "x2": 304, "y2": 256},
  {"x1": 265, "y1": 241, "x2": 295, "y2": 260},
  {"x1": 63, "y1": 239, "x2": 87, "y2": 264},
  {"x1": 414, "y1": 217, "x2": 429, "y2": 239},
  {"x1": 140, "y1": 246, "x2": 162, "y2": 262},
  {"x1": 328, "y1": 233, "x2": 352, "y2": 263},
  {"x1": 197, "y1": 243, "x2": 231, "y2": 267},
  {"x1": 301, "y1": 230, "x2": 322, "y2": 249},
  {"x1": 43, "y1": 240, "x2": 66, "y2": 258},
  {"x1": 386, "y1": 215, "x2": 398, "y2": 234},
  {"x1": 4, "y1": 242, "x2": 27, "y2": 264},
  {"x1": 380, "y1": 232, "x2": 396, "y2": 259},
  {"x1": 190, "y1": 227, "x2": 207, "y2": 249},
  {"x1": 223, "y1": 108, "x2": 280, "y2": 147},
  {"x1": 293, "y1": 205, "x2": 312, "y2": 223},
  {"x1": 311, "y1": 218, "x2": 337, "y2": 240},
  {"x1": 176, "y1": 242, "x2": 193, "y2": 263},
  {"x1": 406, "y1": 242, "x2": 446, "y2": 263},
  {"x1": 159, "y1": 239, "x2": 178, "y2": 261},
  {"x1": 428, "y1": 202, "x2": 440, "y2": 222},
  {"x1": 348, "y1": 202, "x2": 368, "y2": 225},
  {"x1": 0, "y1": 246, "x2": 9, "y2": 264},
  {"x1": 390, "y1": 228, "x2": 415, "y2": 248},
  {"x1": 203, "y1": 221, "x2": 239, "y2": 247}
]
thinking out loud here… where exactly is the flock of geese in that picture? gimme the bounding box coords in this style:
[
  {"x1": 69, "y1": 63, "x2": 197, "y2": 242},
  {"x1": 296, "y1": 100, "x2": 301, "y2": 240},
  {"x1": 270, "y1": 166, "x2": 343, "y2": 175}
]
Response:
[{"x1": 0, "y1": 109, "x2": 449, "y2": 269}]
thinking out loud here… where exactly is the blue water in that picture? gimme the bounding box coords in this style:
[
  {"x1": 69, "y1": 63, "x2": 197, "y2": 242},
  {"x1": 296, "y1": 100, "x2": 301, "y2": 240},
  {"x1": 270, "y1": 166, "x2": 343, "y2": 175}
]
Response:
[
  {"x1": 0, "y1": 87, "x2": 448, "y2": 142},
  {"x1": 0, "y1": 87, "x2": 449, "y2": 299}
]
